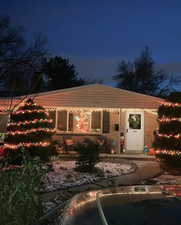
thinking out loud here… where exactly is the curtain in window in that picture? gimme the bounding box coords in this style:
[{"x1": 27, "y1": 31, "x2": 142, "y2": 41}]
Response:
[
  {"x1": 102, "y1": 111, "x2": 110, "y2": 133},
  {"x1": 57, "y1": 110, "x2": 67, "y2": 131},
  {"x1": 91, "y1": 111, "x2": 101, "y2": 132},
  {"x1": 68, "y1": 112, "x2": 73, "y2": 131},
  {"x1": 48, "y1": 110, "x2": 56, "y2": 128}
]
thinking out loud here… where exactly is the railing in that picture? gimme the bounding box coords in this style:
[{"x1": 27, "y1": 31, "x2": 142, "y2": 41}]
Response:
[{"x1": 96, "y1": 191, "x2": 109, "y2": 225}]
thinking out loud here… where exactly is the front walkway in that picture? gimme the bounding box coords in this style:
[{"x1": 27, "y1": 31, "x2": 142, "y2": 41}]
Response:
[{"x1": 42, "y1": 160, "x2": 161, "y2": 221}]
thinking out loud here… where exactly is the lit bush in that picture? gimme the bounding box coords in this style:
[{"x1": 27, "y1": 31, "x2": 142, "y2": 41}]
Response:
[
  {"x1": 75, "y1": 138, "x2": 100, "y2": 172},
  {"x1": 0, "y1": 157, "x2": 47, "y2": 225}
]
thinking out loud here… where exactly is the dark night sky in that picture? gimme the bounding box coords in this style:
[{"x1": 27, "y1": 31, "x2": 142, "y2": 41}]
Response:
[{"x1": 1, "y1": 0, "x2": 181, "y2": 85}]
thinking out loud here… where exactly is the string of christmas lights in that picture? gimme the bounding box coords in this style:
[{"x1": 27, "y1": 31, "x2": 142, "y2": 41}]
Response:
[
  {"x1": 156, "y1": 149, "x2": 181, "y2": 156},
  {"x1": 158, "y1": 118, "x2": 181, "y2": 122},
  {"x1": 13, "y1": 109, "x2": 49, "y2": 115},
  {"x1": 157, "y1": 133, "x2": 181, "y2": 139},
  {"x1": 4, "y1": 97, "x2": 55, "y2": 164},
  {"x1": 5, "y1": 141, "x2": 51, "y2": 150},
  {"x1": 162, "y1": 102, "x2": 181, "y2": 107},
  {"x1": 9, "y1": 128, "x2": 55, "y2": 135},
  {"x1": 154, "y1": 93, "x2": 181, "y2": 162},
  {"x1": 8, "y1": 118, "x2": 53, "y2": 127},
  {"x1": 24, "y1": 102, "x2": 37, "y2": 106}
]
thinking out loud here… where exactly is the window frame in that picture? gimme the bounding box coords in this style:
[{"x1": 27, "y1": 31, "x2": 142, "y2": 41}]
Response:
[
  {"x1": 56, "y1": 109, "x2": 103, "y2": 134},
  {"x1": 47, "y1": 107, "x2": 112, "y2": 135}
]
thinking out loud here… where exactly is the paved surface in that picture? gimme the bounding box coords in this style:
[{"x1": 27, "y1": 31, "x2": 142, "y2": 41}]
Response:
[{"x1": 42, "y1": 160, "x2": 161, "y2": 224}]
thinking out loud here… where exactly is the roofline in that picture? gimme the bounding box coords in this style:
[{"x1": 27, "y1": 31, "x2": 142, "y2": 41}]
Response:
[
  {"x1": 0, "y1": 83, "x2": 165, "y2": 102},
  {"x1": 29, "y1": 83, "x2": 164, "y2": 102},
  {"x1": 111, "y1": 85, "x2": 164, "y2": 102},
  {"x1": 31, "y1": 84, "x2": 100, "y2": 97}
]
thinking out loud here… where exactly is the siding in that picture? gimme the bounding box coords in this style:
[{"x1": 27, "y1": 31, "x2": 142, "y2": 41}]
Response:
[
  {"x1": 144, "y1": 111, "x2": 158, "y2": 147},
  {"x1": 105, "y1": 111, "x2": 120, "y2": 153}
]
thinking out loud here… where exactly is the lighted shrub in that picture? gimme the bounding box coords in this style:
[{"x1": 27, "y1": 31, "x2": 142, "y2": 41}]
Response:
[
  {"x1": 154, "y1": 92, "x2": 181, "y2": 165},
  {"x1": 4, "y1": 98, "x2": 55, "y2": 164},
  {"x1": 75, "y1": 138, "x2": 100, "y2": 172},
  {"x1": 0, "y1": 158, "x2": 47, "y2": 225}
]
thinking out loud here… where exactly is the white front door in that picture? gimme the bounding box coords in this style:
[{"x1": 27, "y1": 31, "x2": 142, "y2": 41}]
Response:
[{"x1": 125, "y1": 111, "x2": 144, "y2": 152}]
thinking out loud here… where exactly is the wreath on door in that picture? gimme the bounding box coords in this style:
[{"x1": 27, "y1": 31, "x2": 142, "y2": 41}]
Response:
[{"x1": 128, "y1": 114, "x2": 141, "y2": 129}]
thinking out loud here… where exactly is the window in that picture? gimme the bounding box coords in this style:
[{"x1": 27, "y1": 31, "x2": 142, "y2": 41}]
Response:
[
  {"x1": 48, "y1": 110, "x2": 56, "y2": 128},
  {"x1": 91, "y1": 111, "x2": 101, "y2": 132},
  {"x1": 128, "y1": 114, "x2": 141, "y2": 129},
  {"x1": 57, "y1": 110, "x2": 67, "y2": 131},
  {"x1": 68, "y1": 112, "x2": 73, "y2": 131},
  {"x1": 102, "y1": 111, "x2": 110, "y2": 133},
  {"x1": 55, "y1": 109, "x2": 110, "y2": 134},
  {"x1": 72, "y1": 111, "x2": 91, "y2": 133}
]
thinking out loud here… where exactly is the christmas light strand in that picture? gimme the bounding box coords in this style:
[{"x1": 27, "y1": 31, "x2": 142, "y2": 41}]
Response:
[
  {"x1": 13, "y1": 109, "x2": 49, "y2": 115},
  {"x1": 5, "y1": 141, "x2": 50, "y2": 150},
  {"x1": 9, "y1": 128, "x2": 55, "y2": 135},
  {"x1": 156, "y1": 149, "x2": 181, "y2": 156},
  {"x1": 8, "y1": 118, "x2": 53, "y2": 127},
  {"x1": 24, "y1": 102, "x2": 37, "y2": 106},
  {"x1": 162, "y1": 102, "x2": 181, "y2": 107},
  {"x1": 158, "y1": 118, "x2": 181, "y2": 123},
  {"x1": 157, "y1": 133, "x2": 181, "y2": 139}
]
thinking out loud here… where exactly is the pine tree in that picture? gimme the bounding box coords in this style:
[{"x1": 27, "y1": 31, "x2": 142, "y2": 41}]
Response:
[
  {"x1": 4, "y1": 98, "x2": 55, "y2": 164},
  {"x1": 113, "y1": 47, "x2": 173, "y2": 97},
  {"x1": 154, "y1": 92, "x2": 181, "y2": 165}
]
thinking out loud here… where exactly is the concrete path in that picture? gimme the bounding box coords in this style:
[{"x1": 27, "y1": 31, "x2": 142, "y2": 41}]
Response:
[
  {"x1": 110, "y1": 160, "x2": 161, "y2": 186},
  {"x1": 42, "y1": 160, "x2": 161, "y2": 203},
  {"x1": 42, "y1": 160, "x2": 161, "y2": 225}
]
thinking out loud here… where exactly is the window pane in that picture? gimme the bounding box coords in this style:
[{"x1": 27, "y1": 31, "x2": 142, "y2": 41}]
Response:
[
  {"x1": 129, "y1": 114, "x2": 141, "y2": 129},
  {"x1": 73, "y1": 111, "x2": 90, "y2": 133},
  {"x1": 48, "y1": 110, "x2": 56, "y2": 128},
  {"x1": 57, "y1": 110, "x2": 67, "y2": 131},
  {"x1": 102, "y1": 111, "x2": 110, "y2": 133},
  {"x1": 91, "y1": 111, "x2": 101, "y2": 132},
  {"x1": 68, "y1": 112, "x2": 73, "y2": 131}
]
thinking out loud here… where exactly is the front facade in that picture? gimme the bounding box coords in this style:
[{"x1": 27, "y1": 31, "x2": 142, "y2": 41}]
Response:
[{"x1": 0, "y1": 84, "x2": 163, "y2": 153}]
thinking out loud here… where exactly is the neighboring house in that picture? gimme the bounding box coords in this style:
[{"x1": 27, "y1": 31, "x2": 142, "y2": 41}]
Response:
[{"x1": 0, "y1": 84, "x2": 163, "y2": 154}]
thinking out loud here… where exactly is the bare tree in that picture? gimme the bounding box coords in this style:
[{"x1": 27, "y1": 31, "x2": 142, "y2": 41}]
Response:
[{"x1": 0, "y1": 16, "x2": 48, "y2": 95}]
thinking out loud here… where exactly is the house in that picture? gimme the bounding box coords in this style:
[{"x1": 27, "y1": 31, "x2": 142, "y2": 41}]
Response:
[{"x1": 0, "y1": 84, "x2": 163, "y2": 154}]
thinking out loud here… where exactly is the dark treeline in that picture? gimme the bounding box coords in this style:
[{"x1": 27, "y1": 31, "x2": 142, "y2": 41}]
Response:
[
  {"x1": 0, "y1": 16, "x2": 93, "y2": 96},
  {"x1": 113, "y1": 46, "x2": 180, "y2": 98},
  {"x1": 0, "y1": 16, "x2": 180, "y2": 98}
]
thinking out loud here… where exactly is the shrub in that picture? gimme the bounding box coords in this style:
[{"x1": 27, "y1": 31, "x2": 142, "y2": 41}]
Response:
[
  {"x1": 4, "y1": 98, "x2": 55, "y2": 164},
  {"x1": 97, "y1": 136, "x2": 114, "y2": 153},
  {"x1": 0, "y1": 157, "x2": 47, "y2": 225},
  {"x1": 74, "y1": 138, "x2": 100, "y2": 172},
  {"x1": 154, "y1": 92, "x2": 181, "y2": 165}
]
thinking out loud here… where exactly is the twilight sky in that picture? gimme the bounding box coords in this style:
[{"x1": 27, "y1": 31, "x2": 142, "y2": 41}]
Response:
[{"x1": 1, "y1": 0, "x2": 181, "y2": 85}]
